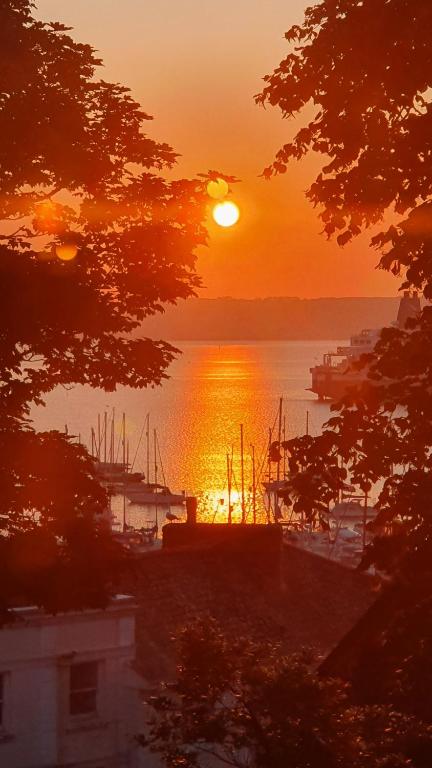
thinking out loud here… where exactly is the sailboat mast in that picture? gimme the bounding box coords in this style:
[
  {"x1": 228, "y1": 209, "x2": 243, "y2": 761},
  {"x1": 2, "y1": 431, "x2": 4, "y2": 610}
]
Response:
[
  {"x1": 277, "y1": 397, "x2": 283, "y2": 482},
  {"x1": 104, "y1": 411, "x2": 107, "y2": 464},
  {"x1": 227, "y1": 453, "x2": 232, "y2": 524},
  {"x1": 146, "y1": 414, "x2": 150, "y2": 482},
  {"x1": 268, "y1": 427, "x2": 272, "y2": 484},
  {"x1": 266, "y1": 427, "x2": 273, "y2": 522},
  {"x1": 154, "y1": 428, "x2": 158, "y2": 485},
  {"x1": 122, "y1": 412, "x2": 126, "y2": 533},
  {"x1": 283, "y1": 415, "x2": 287, "y2": 479},
  {"x1": 122, "y1": 412, "x2": 126, "y2": 471},
  {"x1": 154, "y1": 428, "x2": 158, "y2": 537},
  {"x1": 240, "y1": 424, "x2": 245, "y2": 524},
  {"x1": 110, "y1": 408, "x2": 115, "y2": 463},
  {"x1": 251, "y1": 444, "x2": 256, "y2": 524},
  {"x1": 156, "y1": 433, "x2": 167, "y2": 486}
]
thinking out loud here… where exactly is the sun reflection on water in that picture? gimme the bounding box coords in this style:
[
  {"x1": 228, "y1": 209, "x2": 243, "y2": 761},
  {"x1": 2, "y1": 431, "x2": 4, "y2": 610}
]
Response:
[
  {"x1": 172, "y1": 345, "x2": 272, "y2": 524},
  {"x1": 33, "y1": 341, "x2": 335, "y2": 529}
]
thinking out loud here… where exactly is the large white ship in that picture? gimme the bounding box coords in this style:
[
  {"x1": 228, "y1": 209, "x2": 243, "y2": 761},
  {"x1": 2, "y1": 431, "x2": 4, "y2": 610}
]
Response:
[{"x1": 309, "y1": 292, "x2": 421, "y2": 400}]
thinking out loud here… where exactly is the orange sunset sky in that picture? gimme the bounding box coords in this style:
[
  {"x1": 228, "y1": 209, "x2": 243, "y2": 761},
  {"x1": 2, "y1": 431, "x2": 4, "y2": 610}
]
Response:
[{"x1": 36, "y1": 0, "x2": 397, "y2": 299}]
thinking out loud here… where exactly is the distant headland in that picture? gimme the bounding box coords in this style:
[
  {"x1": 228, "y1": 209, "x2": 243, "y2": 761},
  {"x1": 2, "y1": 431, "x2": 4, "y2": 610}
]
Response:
[{"x1": 141, "y1": 296, "x2": 401, "y2": 341}]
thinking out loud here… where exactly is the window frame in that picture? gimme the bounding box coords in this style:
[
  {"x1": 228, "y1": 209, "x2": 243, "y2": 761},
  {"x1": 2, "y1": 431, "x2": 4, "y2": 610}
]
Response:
[{"x1": 69, "y1": 660, "x2": 99, "y2": 718}]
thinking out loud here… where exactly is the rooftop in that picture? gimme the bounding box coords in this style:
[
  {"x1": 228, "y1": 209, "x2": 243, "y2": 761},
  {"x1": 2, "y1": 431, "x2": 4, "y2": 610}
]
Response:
[{"x1": 124, "y1": 527, "x2": 375, "y2": 682}]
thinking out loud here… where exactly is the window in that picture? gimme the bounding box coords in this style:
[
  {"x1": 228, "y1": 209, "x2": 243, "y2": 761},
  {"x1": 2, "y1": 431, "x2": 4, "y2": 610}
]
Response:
[{"x1": 69, "y1": 661, "x2": 98, "y2": 716}]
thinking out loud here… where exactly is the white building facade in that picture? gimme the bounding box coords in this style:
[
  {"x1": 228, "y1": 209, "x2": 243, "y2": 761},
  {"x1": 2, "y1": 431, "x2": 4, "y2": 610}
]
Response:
[{"x1": 0, "y1": 596, "x2": 143, "y2": 768}]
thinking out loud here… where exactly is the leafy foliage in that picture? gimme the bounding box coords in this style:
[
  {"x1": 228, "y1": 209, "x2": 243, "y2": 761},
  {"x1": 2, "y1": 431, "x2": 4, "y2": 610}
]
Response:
[
  {"x1": 257, "y1": 0, "x2": 432, "y2": 297},
  {"x1": 257, "y1": 0, "x2": 432, "y2": 578},
  {"x1": 0, "y1": 1, "x2": 209, "y2": 611},
  {"x1": 278, "y1": 310, "x2": 432, "y2": 576},
  {"x1": 0, "y1": 1, "x2": 208, "y2": 421},
  {"x1": 143, "y1": 620, "x2": 432, "y2": 768},
  {"x1": 0, "y1": 427, "x2": 131, "y2": 615}
]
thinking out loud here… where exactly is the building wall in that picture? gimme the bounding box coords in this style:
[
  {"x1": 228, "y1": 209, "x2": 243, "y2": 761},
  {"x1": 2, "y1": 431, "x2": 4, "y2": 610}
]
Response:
[{"x1": 0, "y1": 596, "x2": 142, "y2": 768}]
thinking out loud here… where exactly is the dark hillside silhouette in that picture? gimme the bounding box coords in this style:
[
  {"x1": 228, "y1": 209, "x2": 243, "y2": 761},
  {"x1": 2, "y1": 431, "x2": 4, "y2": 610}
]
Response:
[{"x1": 141, "y1": 296, "x2": 399, "y2": 340}]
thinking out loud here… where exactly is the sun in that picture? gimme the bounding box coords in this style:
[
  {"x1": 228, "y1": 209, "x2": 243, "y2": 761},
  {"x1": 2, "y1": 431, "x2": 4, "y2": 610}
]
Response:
[{"x1": 213, "y1": 201, "x2": 240, "y2": 228}]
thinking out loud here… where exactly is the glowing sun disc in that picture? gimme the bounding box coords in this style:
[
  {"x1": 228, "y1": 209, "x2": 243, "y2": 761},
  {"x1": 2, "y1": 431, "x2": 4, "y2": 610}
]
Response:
[{"x1": 213, "y1": 201, "x2": 240, "y2": 228}]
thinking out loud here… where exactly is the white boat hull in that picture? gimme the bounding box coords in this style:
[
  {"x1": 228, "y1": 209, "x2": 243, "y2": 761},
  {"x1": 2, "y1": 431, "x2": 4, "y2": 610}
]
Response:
[{"x1": 127, "y1": 490, "x2": 185, "y2": 506}]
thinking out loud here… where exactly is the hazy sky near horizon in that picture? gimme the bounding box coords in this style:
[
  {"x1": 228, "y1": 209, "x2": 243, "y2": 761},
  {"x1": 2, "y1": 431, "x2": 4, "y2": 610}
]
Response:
[{"x1": 36, "y1": 0, "x2": 397, "y2": 299}]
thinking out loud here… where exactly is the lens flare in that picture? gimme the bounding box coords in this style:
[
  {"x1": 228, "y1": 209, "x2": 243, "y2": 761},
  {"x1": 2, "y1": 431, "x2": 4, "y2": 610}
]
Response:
[
  {"x1": 207, "y1": 178, "x2": 229, "y2": 200},
  {"x1": 56, "y1": 243, "x2": 78, "y2": 261},
  {"x1": 213, "y1": 201, "x2": 240, "y2": 228}
]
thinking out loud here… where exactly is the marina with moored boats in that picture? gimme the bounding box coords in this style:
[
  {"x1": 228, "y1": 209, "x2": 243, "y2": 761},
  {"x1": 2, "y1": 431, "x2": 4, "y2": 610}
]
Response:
[
  {"x1": 84, "y1": 395, "x2": 387, "y2": 569},
  {"x1": 60, "y1": 300, "x2": 416, "y2": 569}
]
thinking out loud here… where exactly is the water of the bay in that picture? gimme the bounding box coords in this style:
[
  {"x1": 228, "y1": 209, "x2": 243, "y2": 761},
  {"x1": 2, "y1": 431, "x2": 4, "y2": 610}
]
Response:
[{"x1": 31, "y1": 341, "x2": 344, "y2": 529}]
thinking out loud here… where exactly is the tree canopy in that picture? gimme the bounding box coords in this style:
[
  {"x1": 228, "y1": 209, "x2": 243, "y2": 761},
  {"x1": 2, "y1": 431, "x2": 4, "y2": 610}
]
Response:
[
  {"x1": 0, "y1": 1, "x2": 210, "y2": 612},
  {"x1": 257, "y1": 0, "x2": 432, "y2": 579},
  {"x1": 144, "y1": 620, "x2": 432, "y2": 768},
  {"x1": 257, "y1": 0, "x2": 432, "y2": 295},
  {"x1": 1, "y1": 1, "x2": 208, "y2": 423}
]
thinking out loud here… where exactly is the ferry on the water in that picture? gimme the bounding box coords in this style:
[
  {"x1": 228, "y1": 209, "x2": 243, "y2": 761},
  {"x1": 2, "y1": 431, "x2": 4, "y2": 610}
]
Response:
[{"x1": 309, "y1": 291, "x2": 421, "y2": 401}]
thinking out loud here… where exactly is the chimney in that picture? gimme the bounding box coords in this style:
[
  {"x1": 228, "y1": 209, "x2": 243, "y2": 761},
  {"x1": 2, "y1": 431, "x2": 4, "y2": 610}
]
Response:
[{"x1": 185, "y1": 496, "x2": 197, "y2": 525}]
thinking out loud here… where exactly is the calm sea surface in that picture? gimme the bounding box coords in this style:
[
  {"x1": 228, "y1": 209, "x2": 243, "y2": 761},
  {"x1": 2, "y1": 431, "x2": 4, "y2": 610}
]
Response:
[{"x1": 31, "y1": 341, "x2": 345, "y2": 528}]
